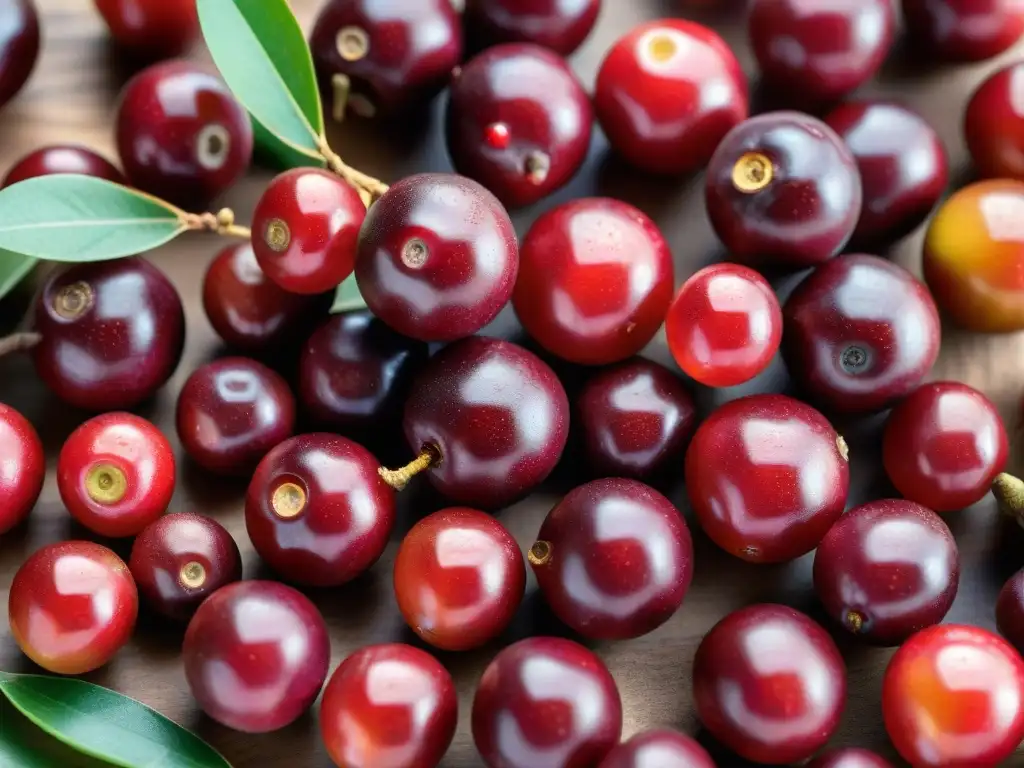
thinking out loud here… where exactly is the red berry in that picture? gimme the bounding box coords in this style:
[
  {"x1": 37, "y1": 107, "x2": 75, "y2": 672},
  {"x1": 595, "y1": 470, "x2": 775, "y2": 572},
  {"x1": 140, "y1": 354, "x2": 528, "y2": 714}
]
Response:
[
  {"x1": 320, "y1": 643, "x2": 458, "y2": 768},
  {"x1": 0, "y1": 0, "x2": 38, "y2": 109},
  {"x1": 58, "y1": 412, "x2": 175, "y2": 538},
  {"x1": 252, "y1": 168, "x2": 366, "y2": 295},
  {"x1": 8, "y1": 541, "x2": 138, "y2": 675},
  {"x1": 686, "y1": 394, "x2": 849, "y2": 563},
  {"x1": 883, "y1": 624, "x2": 1024, "y2": 767},
  {"x1": 997, "y1": 568, "x2": 1024, "y2": 654},
  {"x1": 3, "y1": 144, "x2": 125, "y2": 187},
  {"x1": 464, "y1": 0, "x2": 601, "y2": 55},
  {"x1": 594, "y1": 19, "x2": 748, "y2": 175},
  {"x1": 597, "y1": 729, "x2": 714, "y2": 768},
  {"x1": 666, "y1": 263, "x2": 782, "y2": 388},
  {"x1": 33, "y1": 257, "x2": 185, "y2": 411},
  {"x1": 694, "y1": 604, "x2": 846, "y2": 765},
  {"x1": 183, "y1": 580, "x2": 330, "y2": 733},
  {"x1": 813, "y1": 499, "x2": 959, "y2": 645},
  {"x1": 310, "y1": 0, "x2": 462, "y2": 120},
  {"x1": 403, "y1": 337, "x2": 569, "y2": 508},
  {"x1": 472, "y1": 637, "x2": 622, "y2": 768},
  {"x1": 883, "y1": 381, "x2": 1008, "y2": 512},
  {"x1": 393, "y1": 507, "x2": 525, "y2": 651},
  {"x1": 298, "y1": 311, "x2": 429, "y2": 437},
  {"x1": 782, "y1": 253, "x2": 941, "y2": 414},
  {"x1": 93, "y1": 0, "x2": 199, "y2": 59},
  {"x1": 446, "y1": 43, "x2": 592, "y2": 208},
  {"x1": 807, "y1": 748, "x2": 894, "y2": 768},
  {"x1": 749, "y1": 0, "x2": 895, "y2": 103},
  {"x1": 577, "y1": 358, "x2": 696, "y2": 479},
  {"x1": 176, "y1": 357, "x2": 296, "y2": 477},
  {"x1": 0, "y1": 403, "x2": 44, "y2": 534},
  {"x1": 245, "y1": 434, "x2": 395, "y2": 586},
  {"x1": 902, "y1": 0, "x2": 1024, "y2": 61},
  {"x1": 513, "y1": 198, "x2": 674, "y2": 365},
  {"x1": 115, "y1": 60, "x2": 253, "y2": 207},
  {"x1": 530, "y1": 478, "x2": 693, "y2": 640},
  {"x1": 129, "y1": 513, "x2": 242, "y2": 621},
  {"x1": 825, "y1": 101, "x2": 948, "y2": 246},
  {"x1": 706, "y1": 112, "x2": 862, "y2": 268},
  {"x1": 965, "y1": 62, "x2": 1024, "y2": 181},
  {"x1": 202, "y1": 242, "x2": 332, "y2": 352},
  {"x1": 356, "y1": 173, "x2": 518, "y2": 342}
]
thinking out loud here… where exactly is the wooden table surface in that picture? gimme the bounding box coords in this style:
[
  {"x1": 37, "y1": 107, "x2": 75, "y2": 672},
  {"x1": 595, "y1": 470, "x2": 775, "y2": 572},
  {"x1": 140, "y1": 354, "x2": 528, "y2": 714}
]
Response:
[{"x1": 2, "y1": 1, "x2": 1024, "y2": 766}]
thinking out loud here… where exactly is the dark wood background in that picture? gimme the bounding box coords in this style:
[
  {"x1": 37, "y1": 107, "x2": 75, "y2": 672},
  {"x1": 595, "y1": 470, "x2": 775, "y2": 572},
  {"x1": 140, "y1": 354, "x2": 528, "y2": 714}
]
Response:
[{"x1": 2, "y1": 1, "x2": 1024, "y2": 766}]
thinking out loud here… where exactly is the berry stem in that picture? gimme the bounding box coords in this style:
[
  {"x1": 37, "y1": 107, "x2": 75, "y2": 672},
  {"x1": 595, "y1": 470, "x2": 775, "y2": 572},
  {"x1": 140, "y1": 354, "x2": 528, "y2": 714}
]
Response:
[
  {"x1": 314, "y1": 134, "x2": 389, "y2": 204},
  {"x1": 993, "y1": 472, "x2": 1024, "y2": 529},
  {"x1": 181, "y1": 208, "x2": 252, "y2": 240},
  {"x1": 378, "y1": 445, "x2": 441, "y2": 491},
  {"x1": 528, "y1": 540, "x2": 552, "y2": 567},
  {"x1": 0, "y1": 330, "x2": 42, "y2": 358}
]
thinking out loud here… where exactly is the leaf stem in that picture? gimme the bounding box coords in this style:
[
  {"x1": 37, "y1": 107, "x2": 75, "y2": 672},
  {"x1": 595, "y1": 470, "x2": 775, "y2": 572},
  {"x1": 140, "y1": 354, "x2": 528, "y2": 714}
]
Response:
[
  {"x1": 181, "y1": 209, "x2": 252, "y2": 240},
  {"x1": 378, "y1": 445, "x2": 441, "y2": 491},
  {"x1": 314, "y1": 135, "x2": 389, "y2": 203},
  {"x1": 0, "y1": 331, "x2": 41, "y2": 358}
]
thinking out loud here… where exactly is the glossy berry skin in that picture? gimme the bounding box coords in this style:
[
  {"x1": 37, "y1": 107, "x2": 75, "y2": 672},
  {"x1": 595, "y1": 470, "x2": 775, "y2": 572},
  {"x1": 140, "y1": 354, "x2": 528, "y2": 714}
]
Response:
[
  {"x1": 883, "y1": 624, "x2": 1024, "y2": 767},
  {"x1": 808, "y1": 748, "x2": 894, "y2": 768},
  {"x1": 577, "y1": 358, "x2": 696, "y2": 479},
  {"x1": 3, "y1": 144, "x2": 125, "y2": 187},
  {"x1": 394, "y1": 507, "x2": 525, "y2": 651},
  {"x1": 245, "y1": 434, "x2": 395, "y2": 586},
  {"x1": 0, "y1": 0, "x2": 38, "y2": 109},
  {"x1": 403, "y1": 337, "x2": 569, "y2": 508},
  {"x1": 472, "y1": 637, "x2": 622, "y2": 768},
  {"x1": 115, "y1": 60, "x2": 253, "y2": 207},
  {"x1": 706, "y1": 112, "x2": 862, "y2": 269},
  {"x1": 666, "y1": 263, "x2": 782, "y2": 388},
  {"x1": 129, "y1": 513, "x2": 242, "y2": 621},
  {"x1": 356, "y1": 173, "x2": 518, "y2": 342},
  {"x1": 57, "y1": 412, "x2": 175, "y2": 538},
  {"x1": 446, "y1": 44, "x2": 592, "y2": 209},
  {"x1": 0, "y1": 403, "x2": 44, "y2": 534},
  {"x1": 749, "y1": 0, "x2": 895, "y2": 104},
  {"x1": 93, "y1": 0, "x2": 199, "y2": 59},
  {"x1": 813, "y1": 500, "x2": 959, "y2": 646},
  {"x1": 310, "y1": 0, "x2": 462, "y2": 120},
  {"x1": 996, "y1": 569, "x2": 1024, "y2": 654},
  {"x1": 176, "y1": 357, "x2": 296, "y2": 477},
  {"x1": 693, "y1": 604, "x2": 846, "y2": 765},
  {"x1": 783, "y1": 254, "x2": 941, "y2": 414},
  {"x1": 252, "y1": 168, "x2": 366, "y2": 295},
  {"x1": 597, "y1": 730, "x2": 715, "y2": 768},
  {"x1": 298, "y1": 311, "x2": 429, "y2": 435},
  {"x1": 531, "y1": 478, "x2": 693, "y2": 640},
  {"x1": 8, "y1": 541, "x2": 137, "y2": 675},
  {"x1": 923, "y1": 180, "x2": 1024, "y2": 332},
  {"x1": 183, "y1": 580, "x2": 330, "y2": 733},
  {"x1": 594, "y1": 19, "x2": 747, "y2": 175},
  {"x1": 514, "y1": 199, "x2": 673, "y2": 365},
  {"x1": 33, "y1": 257, "x2": 185, "y2": 411},
  {"x1": 686, "y1": 394, "x2": 849, "y2": 563},
  {"x1": 826, "y1": 101, "x2": 948, "y2": 245},
  {"x1": 883, "y1": 382, "x2": 1008, "y2": 512},
  {"x1": 202, "y1": 243, "x2": 331, "y2": 352},
  {"x1": 464, "y1": 0, "x2": 601, "y2": 55},
  {"x1": 966, "y1": 63, "x2": 1024, "y2": 181},
  {"x1": 320, "y1": 644, "x2": 458, "y2": 768},
  {"x1": 902, "y1": 0, "x2": 1024, "y2": 61}
]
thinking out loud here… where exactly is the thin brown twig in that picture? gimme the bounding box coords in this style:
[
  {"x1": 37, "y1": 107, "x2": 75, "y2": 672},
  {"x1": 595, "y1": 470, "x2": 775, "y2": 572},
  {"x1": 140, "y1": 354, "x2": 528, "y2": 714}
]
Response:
[
  {"x1": 0, "y1": 331, "x2": 42, "y2": 358},
  {"x1": 181, "y1": 208, "x2": 252, "y2": 239}
]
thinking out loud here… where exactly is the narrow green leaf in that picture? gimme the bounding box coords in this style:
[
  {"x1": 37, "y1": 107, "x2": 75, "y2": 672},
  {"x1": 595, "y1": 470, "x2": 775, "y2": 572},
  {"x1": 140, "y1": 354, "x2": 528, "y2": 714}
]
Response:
[
  {"x1": 0, "y1": 672, "x2": 232, "y2": 768},
  {"x1": 198, "y1": 0, "x2": 325, "y2": 161},
  {"x1": 331, "y1": 274, "x2": 367, "y2": 313},
  {"x1": 0, "y1": 175, "x2": 186, "y2": 263},
  {"x1": 0, "y1": 251, "x2": 37, "y2": 302},
  {"x1": 252, "y1": 117, "x2": 325, "y2": 171},
  {"x1": 0, "y1": 696, "x2": 104, "y2": 767}
]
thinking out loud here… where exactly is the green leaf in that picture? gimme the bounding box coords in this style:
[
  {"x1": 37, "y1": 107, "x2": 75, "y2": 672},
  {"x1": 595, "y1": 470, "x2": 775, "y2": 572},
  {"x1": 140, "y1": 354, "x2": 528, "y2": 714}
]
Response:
[
  {"x1": 0, "y1": 695, "x2": 104, "y2": 767},
  {"x1": 331, "y1": 274, "x2": 367, "y2": 313},
  {"x1": 0, "y1": 175, "x2": 186, "y2": 263},
  {"x1": 198, "y1": 0, "x2": 325, "y2": 163},
  {"x1": 252, "y1": 117, "x2": 325, "y2": 171},
  {"x1": 0, "y1": 251, "x2": 36, "y2": 302},
  {"x1": 0, "y1": 672, "x2": 233, "y2": 768}
]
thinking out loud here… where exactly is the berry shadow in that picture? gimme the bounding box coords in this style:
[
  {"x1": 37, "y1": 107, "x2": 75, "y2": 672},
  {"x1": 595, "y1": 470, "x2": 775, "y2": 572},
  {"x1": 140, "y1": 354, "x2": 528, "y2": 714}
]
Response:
[
  {"x1": 178, "y1": 460, "x2": 248, "y2": 517},
  {"x1": 593, "y1": 151, "x2": 697, "y2": 223}
]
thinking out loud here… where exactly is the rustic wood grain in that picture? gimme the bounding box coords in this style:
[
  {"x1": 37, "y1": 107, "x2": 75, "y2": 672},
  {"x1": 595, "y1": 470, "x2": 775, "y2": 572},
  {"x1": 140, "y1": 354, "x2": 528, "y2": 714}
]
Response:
[{"x1": 2, "y1": 1, "x2": 1024, "y2": 766}]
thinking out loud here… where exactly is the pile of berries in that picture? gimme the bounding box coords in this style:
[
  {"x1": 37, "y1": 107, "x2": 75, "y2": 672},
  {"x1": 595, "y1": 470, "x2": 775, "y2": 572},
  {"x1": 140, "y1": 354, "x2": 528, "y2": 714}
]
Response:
[{"x1": 5, "y1": 0, "x2": 1024, "y2": 767}]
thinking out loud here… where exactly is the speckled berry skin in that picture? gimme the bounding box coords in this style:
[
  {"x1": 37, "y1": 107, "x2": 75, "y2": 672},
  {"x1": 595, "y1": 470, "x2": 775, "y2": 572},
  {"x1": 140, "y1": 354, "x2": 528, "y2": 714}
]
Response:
[
  {"x1": 3, "y1": 144, "x2": 125, "y2": 187},
  {"x1": 0, "y1": 403, "x2": 44, "y2": 534},
  {"x1": 0, "y1": 0, "x2": 39, "y2": 110}
]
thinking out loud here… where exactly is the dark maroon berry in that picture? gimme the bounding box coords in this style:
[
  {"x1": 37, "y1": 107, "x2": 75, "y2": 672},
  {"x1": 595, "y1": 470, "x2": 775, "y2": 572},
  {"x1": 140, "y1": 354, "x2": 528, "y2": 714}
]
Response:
[
  {"x1": 997, "y1": 568, "x2": 1024, "y2": 655},
  {"x1": 902, "y1": 0, "x2": 1024, "y2": 61},
  {"x1": 33, "y1": 258, "x2": 185, "y2": 411},
  {"x1": 4, "y1": 145, "x2": 124, "y2": 187},
  {"x1": 94, "y1": 0, "x2": 199, "y2": 60},
  {"x1": 446, "y1": 43, "x2": 592, "y2": 208},
  {"x1": 464, "y1": 0, "x2": 601, "y2": 55},
  {"x1": 355, "y1": 173, "x2": 518, "y2": 342},
  {"x1": 0, "y1": 0, "x2": 39, "y2": 110}
]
